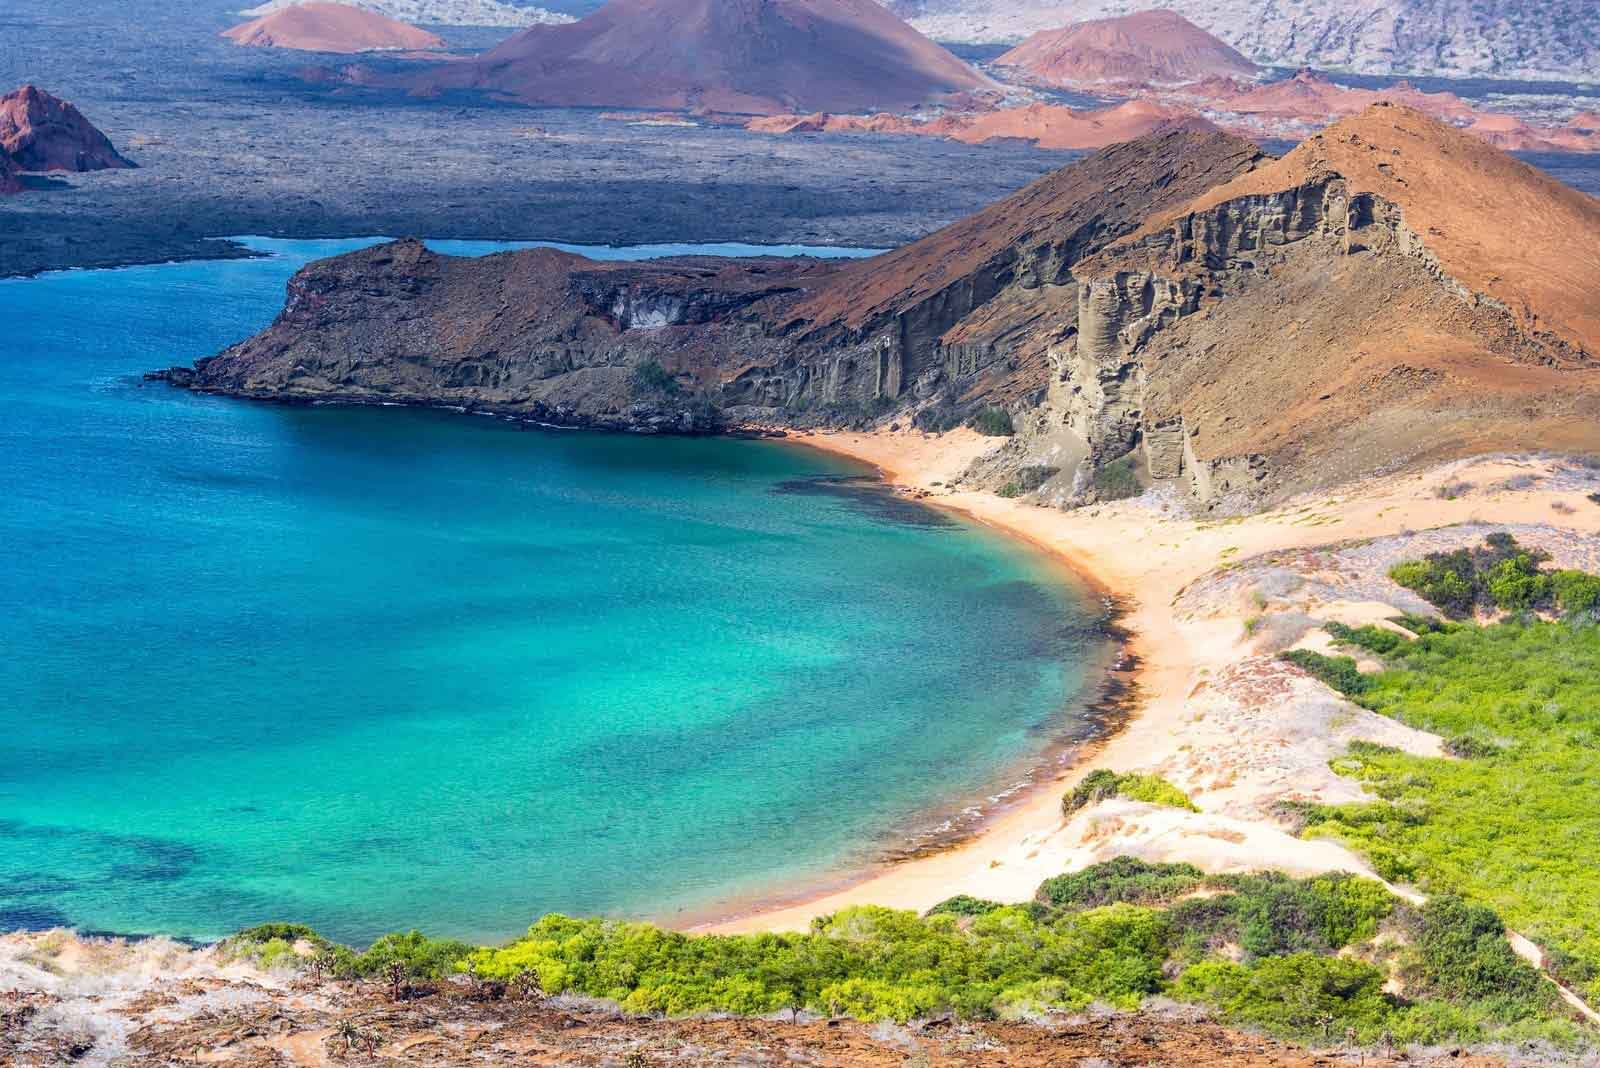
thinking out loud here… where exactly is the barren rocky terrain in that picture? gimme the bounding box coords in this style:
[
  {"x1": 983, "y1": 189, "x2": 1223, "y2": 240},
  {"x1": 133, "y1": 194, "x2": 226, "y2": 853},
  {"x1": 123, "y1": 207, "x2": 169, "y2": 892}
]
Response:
[{"x1": 0, "y1": 0, "x2": 1079, "y2": 277}]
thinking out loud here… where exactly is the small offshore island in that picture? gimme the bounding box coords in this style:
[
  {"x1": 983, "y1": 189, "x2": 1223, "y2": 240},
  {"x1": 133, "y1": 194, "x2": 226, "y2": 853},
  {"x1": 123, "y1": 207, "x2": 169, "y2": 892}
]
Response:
[{"x1": 6, "y1": 0, "x2": 1600, "y2": 1064}]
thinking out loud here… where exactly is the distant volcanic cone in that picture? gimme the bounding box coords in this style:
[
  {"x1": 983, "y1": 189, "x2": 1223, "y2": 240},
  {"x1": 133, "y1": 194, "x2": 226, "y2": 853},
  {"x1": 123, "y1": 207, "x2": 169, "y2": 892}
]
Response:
[
  {"x1": 997, "y1": 9, "x2": 1259, "y2": 88},
  {"x1": 222, "y1": 1, "x2": 447, "y2": 53},
  {"x1": 0, "y1": 85, "x2": 136, "y2": 173},
  {"x1": 403, "y1": 0, "x2": 993, "y2": 115}
]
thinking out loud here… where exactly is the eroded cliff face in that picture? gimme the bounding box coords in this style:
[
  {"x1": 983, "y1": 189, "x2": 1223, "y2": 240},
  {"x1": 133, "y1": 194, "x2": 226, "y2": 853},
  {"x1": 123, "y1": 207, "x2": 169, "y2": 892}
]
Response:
[{"x1": 981, "y1": 162, "x2": 1600, "y2": 511}]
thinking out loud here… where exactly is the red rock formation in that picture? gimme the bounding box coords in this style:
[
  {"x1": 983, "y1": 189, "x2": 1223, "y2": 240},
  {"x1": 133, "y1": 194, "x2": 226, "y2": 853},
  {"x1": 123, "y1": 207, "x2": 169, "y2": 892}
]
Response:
[
  {"x1": 996, "y1": 9, "x2": 1259, "y2": 88},
  {"x1": 406, "y1": 0, "x2": 990, "y2": 115},
  {"x1": 222, "y1": 2, "x2": 446, "y2": 53},
  {"x1": 0, "y1": 86, "x2": 135, "y2": 172}
]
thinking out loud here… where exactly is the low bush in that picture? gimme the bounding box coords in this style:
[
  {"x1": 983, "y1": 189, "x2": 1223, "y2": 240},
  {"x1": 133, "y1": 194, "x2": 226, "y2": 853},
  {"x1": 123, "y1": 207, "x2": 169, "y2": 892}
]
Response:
[
  {"x1": 1278, "y1": 649, "x2": 1371, "y2": 697},
  {"x1": 970, "y1": 407, "x2": 1014, "y2": 436},
  {"x1": 1093, "y1": 453, "x2": 1142, "y2": 502},
  {"x1": 1035, "y1": 857, "x2": 1203, "y2": 911},
  {"x1": 220, "y1": 859, "x2": 1580, "y2": 1047},
  {"x1": 1387, "y1": 533, "x2": 1572, "y2": 618},
  {"x1": 629, "y1": 359, "x2": 680, "y2": 396},
  {"x1": 925, "y1": 895, "x2": 1005, "y2": 918},
  {"x1": 1324, "y1": 621, "x2": 1408, "y2": 656},
  {"x1": 1062, "y1": 769, "x2": 1198, "y2": 817}
]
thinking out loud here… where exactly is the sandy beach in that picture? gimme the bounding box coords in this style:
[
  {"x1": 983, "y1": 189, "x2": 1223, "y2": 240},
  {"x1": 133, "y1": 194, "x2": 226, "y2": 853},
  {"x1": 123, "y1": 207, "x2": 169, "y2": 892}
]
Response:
[{"x1": 702, "y1": 430, "x2": 1600, "y2": 934}]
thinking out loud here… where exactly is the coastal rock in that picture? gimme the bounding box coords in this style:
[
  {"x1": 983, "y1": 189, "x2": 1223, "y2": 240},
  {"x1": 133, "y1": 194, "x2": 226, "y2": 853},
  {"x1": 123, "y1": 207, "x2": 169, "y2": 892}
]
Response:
[
  {"x1": 0, "y1": 86, "x2": 135, "y2": 173},
  {"x1": 0, "y1": 152, "x2": 20, "y2": 195},
  {"x1": 391, "y1": 0, "x2": 992, "y2": 115},
  {"x1": 222, "y1": 2, "x2": 447, "y2": 52},
  {"x1": 995, "y1": 10, "x2": 1260, "y2": 89}
]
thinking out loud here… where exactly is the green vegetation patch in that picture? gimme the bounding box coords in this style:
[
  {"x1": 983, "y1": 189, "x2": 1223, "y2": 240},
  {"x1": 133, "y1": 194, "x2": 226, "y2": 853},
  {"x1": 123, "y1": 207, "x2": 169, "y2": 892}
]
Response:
[
  {"x1": 629, "y1": 358, "x2": 681, "y2": 396},
  {"x1": 970, "y1": 407, "x2": 1014, "y2": 437},
  {"x1": 1306, "y1": 606, "x2": 1600, "y2": 1003},
  {"x1": 229, "y1": 859, "x2": 1587, "y2": 1047},
  {"x1": 1062, "y1": 769, "x2": 1199, "y2": 817},
  {"x1": 1093, "y1": 452, "x2": 1142, "y2": 502},
  {"x1": 1388, "y1": 532, "x2": 1600, "y2": 620}
]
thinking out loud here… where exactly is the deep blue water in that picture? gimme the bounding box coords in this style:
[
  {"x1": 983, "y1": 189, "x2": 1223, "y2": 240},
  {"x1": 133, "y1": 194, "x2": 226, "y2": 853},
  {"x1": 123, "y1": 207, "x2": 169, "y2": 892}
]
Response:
[{"x1": 0, "y1": 238, "x2": 1104, "y2": 945}]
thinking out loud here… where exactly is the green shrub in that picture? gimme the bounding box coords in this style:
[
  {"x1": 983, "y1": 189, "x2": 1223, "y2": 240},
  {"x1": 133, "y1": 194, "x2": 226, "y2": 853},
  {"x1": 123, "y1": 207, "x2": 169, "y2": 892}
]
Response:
[
  {"x1": 926, "y1": 895, "x2": 1005, "y2": 918},
  {"x1": 1410, "y1": 896, "x2": 1551, "y2": 1010},
  {"x1": 1035, "y1": 857, "x2": 1203, "y2": 911},
  {"x1": 996, "y1": 481, "x2": 1022, "y2": 499},
  {"x1": 629, "y1": 359, "x2": 680, "y2": 396},
  {"x1": 1388, "y1": 534, "x2": 1565, "y2": 618},
  {"x1": 1062, "y1": 769, "x2": 1198, "y2": 817},
  {"x1": 1390, "y1": 556, "x2": 1475, "y2": 617},
  {"x1": 350, "y1": 930, "x2": 475, "y2": 979},
  {"x1": 1165, "y1": 872, "x2": 1394, "y2": 963},
  {"x1": 1551, "y1": 569, "x2": 1600, "y2": 617},
  {"x1": 970, "y1": 407, "x2": 1014, "y2": 436},
  {"x1": 1093, "y1": 453, "x2": 1142, "y2": 502},
  {"x1": 1278, "y1": 649, "x2": 1371, "y2": 696},
  {"x1": 1173, "y1": 954, "x2": 1393, "y2": 1042},
  {"x1": 1324, "y1": 621, "x2": 1407, "y2": 656}
]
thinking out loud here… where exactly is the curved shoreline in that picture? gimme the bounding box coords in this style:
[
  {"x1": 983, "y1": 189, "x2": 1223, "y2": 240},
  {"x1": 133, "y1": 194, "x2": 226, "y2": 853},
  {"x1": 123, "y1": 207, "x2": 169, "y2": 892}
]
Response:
[{"x1": 691, "y1": 434, "x2": 1600, "y2": 934}]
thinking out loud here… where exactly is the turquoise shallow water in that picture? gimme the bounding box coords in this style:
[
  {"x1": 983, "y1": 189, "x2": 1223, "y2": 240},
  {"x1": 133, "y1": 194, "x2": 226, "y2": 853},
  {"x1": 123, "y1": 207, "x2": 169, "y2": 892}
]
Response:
[{"x1": 0, "y1": 238, "x2": 1104, "y2": 946}]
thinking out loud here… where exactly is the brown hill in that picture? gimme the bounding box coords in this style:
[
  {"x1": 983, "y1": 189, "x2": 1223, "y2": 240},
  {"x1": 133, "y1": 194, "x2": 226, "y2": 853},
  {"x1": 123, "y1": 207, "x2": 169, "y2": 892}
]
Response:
[
  {"x1": 222, "y1": 2, "x2": 446, "y2": 52},
  {"x1": 405, "y1": 0, "x2": 989, "y2": 114},
  {"x1": 996, "y1": 10, "x2": 1258, "y2": 88},
  {"x1": 0, "y1": 86, "x2": 135, "y2": 172}
]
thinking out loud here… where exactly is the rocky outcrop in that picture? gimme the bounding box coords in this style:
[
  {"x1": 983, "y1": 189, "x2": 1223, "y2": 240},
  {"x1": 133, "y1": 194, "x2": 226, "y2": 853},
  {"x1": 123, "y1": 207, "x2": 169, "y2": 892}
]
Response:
[
  {"x1": 0, "y1": 86, "x2": 134, "y2": 173},
  {"x1": 0, "y1": 153, "x2": 20, "y2": 196},
  {"x1": 157, "y1": 237, "x2": 844, "y2": 431}
]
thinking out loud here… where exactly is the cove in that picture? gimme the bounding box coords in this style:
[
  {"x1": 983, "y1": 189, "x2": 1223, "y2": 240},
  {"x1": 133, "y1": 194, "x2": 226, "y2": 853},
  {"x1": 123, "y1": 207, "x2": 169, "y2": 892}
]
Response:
[{"x1": 0, "y1": 238, "x2": 1106, "y2": 945}]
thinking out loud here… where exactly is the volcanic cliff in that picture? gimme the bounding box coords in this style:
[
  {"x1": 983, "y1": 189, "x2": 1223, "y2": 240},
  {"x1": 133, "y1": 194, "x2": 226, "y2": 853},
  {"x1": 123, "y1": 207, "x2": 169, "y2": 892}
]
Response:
[
  {"x1": 163, "y1": 107, "x2": 1600, "y2": 510},
  {"x1": 222, "y1": 2, "x2": 447, "y2": 52},
  {"x1": 0, "y1": 86, "x2": 135, "y2": 175},
  {"x1": 995, "y1": 10, "x2": 1259, "y2": 89},
  {"x1": 399, "y1": 0, "x2": 990, "y2": 114}
]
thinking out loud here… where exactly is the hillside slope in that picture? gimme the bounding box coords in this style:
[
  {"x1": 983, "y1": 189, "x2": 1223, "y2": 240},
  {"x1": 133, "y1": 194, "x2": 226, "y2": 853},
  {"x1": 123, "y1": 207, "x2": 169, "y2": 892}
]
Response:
[
  {"x1": 408, "y1": 0, "x2": 990, "y2": 114},
  {"x1": 996, "y1": 10, "x2": 1258, "y2": 88},
  {"x1": 223, "y1": 2, "x2": 447, "y2": 52},
  {"x1": 988, "y1": 103, "x2": 1600, "y2": 506}
]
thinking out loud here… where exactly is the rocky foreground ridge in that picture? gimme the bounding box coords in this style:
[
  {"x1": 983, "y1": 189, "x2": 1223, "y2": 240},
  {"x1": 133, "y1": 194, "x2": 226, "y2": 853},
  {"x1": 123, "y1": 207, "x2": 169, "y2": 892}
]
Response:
[{"x1": 160, "y1": 105, "x2": 1600, "y2": 511}]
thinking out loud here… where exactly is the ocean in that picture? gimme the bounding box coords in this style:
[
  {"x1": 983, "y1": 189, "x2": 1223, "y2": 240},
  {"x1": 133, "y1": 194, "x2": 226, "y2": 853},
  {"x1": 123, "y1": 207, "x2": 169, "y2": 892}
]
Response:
[{"x1": 0, "y1": 238, "x2": 1106, "y2": 945}]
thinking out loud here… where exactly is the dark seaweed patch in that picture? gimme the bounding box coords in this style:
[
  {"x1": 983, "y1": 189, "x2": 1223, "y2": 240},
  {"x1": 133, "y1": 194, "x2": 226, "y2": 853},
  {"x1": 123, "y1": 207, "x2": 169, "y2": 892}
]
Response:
[{"x1": 771, "y1": 475, "x2": 954, "y2": 528}]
